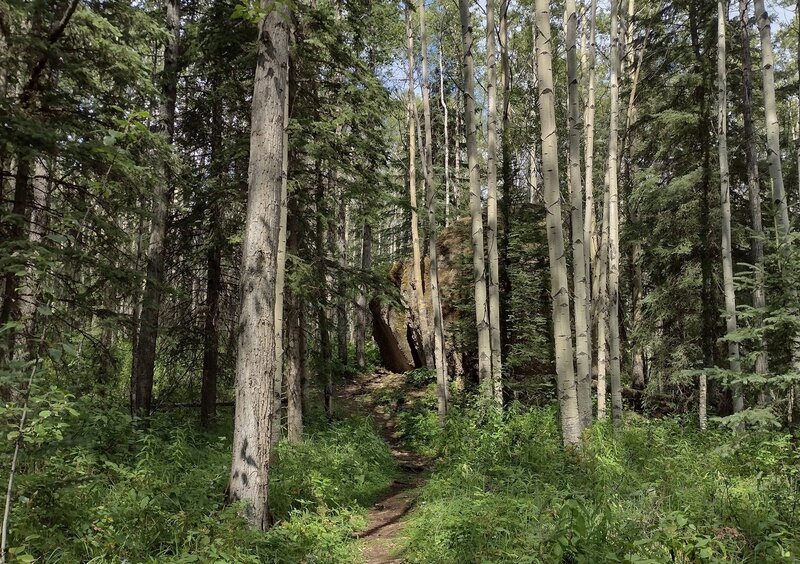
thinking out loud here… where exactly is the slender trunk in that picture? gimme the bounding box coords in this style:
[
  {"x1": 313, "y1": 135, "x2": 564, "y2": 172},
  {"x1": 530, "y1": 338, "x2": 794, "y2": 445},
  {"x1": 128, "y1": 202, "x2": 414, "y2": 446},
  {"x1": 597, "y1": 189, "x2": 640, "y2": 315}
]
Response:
[
  {"x1": 405, "y1": 8, "x2": 434, "y2": 369},
  {"x1": 597, "y1": 171, "x2": 610, "y2": 420},
  {"x1": 486, "y1": 0, "x2": 503, "y2": 404},
  {"x1": 356, "y1": 222, "x2": 372, "y2": 370},
  {"x1": 535, "y1": 0, "x2": 581, "y2": 447},
  {"x1": 227, "y1": 0, "x2": 290, "y2": 531},
  {"x1": 607, "y1": 0, "x2": 623, "y2": 426},
  {"x1": 131, "y1": 0, "x2": 180, "y2": 416},
  {"x1": 566, "y1": 0, "x2": 591, "y2": 429},
  {"x1": 286, "y1": 194, "x2": 305, "y2": 444},
  {"x1": 336, "y1": 194, "x2": 348, "y2": 366},
  {"x1": 439, "y1": 47, "x2": 451, "y2": 227},
  {"x1": 584, "y1": 0, "x2": 598, "y2": 392},
  {"x1": 754, "y1": 0, "x2": 800, "y2": 375},
  {"x1": 717, "y1": 0, "x2": 743, "y2": 415},
  {"x1": 200, "y1": 239, "x2": 221, "y2": 428},
  {"x1": 458, "y1": 0, "x2": 492, "y2": 386},
  {"x1": 740, "y1": 0, "x2": 769, "y2": 386},
  {"x1": 271, "y1": 75, "x2": 291, "y2": 448},
  {"x1": 499, "y1": 0, "x2": 513, "y2": 375},
  {"x1": 418, "y1": 0, "x2": 450, "y2": 418},
  {"x1": 315, "y1": 161, "x2": 333, "y2": 419}
]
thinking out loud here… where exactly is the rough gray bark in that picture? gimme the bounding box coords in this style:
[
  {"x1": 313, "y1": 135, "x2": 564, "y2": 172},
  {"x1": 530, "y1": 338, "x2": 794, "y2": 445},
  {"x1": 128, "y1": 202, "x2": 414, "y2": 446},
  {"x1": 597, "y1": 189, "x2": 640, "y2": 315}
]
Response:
[
  {"x1": 131, "y1": 0, "x2": 180, "y2": 416},
  {"x1": 418, "y1": 0, "x2": 450, "y2": 420},
  {"x1": 458, "y1": 0, "x2": 492, "y2": 386},
  {"x1": 717, "y1": 0, "x2": 743, "y2": 415},
  {"x1": 535, "y1": 0, "x2": 581, "y2": 447},
  {"x1": 227, "y1": 0, "x2": 290, "y2": 530},
  {"x1": 596, "y1": 171, "x2": 610, "y2": 420},
  {"x1": 566, "y1": 0, "x2": 591, "y2": 430},
  {"x1": 286, "y1": 195, "x2": 305, "y2": 444}
]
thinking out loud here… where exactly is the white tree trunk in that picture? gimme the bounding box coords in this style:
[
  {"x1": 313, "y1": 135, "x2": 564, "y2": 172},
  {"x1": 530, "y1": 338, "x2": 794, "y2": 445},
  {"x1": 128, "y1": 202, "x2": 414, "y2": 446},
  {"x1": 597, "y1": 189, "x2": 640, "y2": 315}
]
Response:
[
  {"x1": 486, "y1": 0, "x2": 503, "y2": 404},
  {"x1": 566, "y1": 0, "x2": 591, "y2": 429},
  {"x1": 717, "y1": 0, "x2": 742, "y2": 418},
  {"x1": 459, "y1": 0, "x2": 492, "y2": 385},
  {"x1": 535, "y1": 0, "x2": 581, "y2": 447}
]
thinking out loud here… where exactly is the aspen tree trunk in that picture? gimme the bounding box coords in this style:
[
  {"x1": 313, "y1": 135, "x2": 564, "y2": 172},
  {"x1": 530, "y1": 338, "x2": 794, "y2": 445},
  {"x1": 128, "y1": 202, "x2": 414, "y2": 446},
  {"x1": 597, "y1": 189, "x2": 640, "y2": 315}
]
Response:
[
  {"x1": 754, "y1": 0, "x2": 800, "y2": 375},
  {"x1": 459, "y1": 0, "x2": 492, "y2": 386},
  {"x1": 529, "y1": 23, "x2": 539, "y2": 205},
  {"x1": 355, "y1": 222, "x2": 372, "y2": 370},
  {"x1": 597, "y1": 171, "x2": 611, "y2": 420},
  {"x1": 740, "y1": 0, "x2": 769, "y2": 386},
  {"x1": 486, "y1": 0, "x2": 503, "y2": 404},
  {"x1": 754, "y1": 0, "x2": 791, "y2": 237},
  {"x1": 607, "y1": 0, "x2": 624, "y2": 426},
  {"x1": 271, "y1": 75, "x2": 291, "y2": 448},
  {"x1": 131, "y1": 0, "x2": 180, "y2": 416},
  {"x1": 439, "y1": 48, "x2": 451, "y2": 227},
  {"x1": 499, "y1": 0, "x2": 513, "y2": 377},
  {"x1": 583, "y1": 0, "x2": 598, "y2": 392},
  {"x1": 228, "y1": 0, "x2": 290, "y2": 530},
  {"x1": 418, "y1": 0, "x2": 450, "y2": 419},
  {"x1": 566, "y1": 0, "x2": 591, "y2": 429},
  {"x1": 405, "y1": 7, "x2": 434, "y2": 370},
  {"x1": 535, "y1": 0, "x2": 581, "y2": 447},
  {"x1": 717, "y1": 0, "x2": 743, "y2": 416},
  {"x1": 455, "y1": 99, "x2": 463, "y2": 213}
]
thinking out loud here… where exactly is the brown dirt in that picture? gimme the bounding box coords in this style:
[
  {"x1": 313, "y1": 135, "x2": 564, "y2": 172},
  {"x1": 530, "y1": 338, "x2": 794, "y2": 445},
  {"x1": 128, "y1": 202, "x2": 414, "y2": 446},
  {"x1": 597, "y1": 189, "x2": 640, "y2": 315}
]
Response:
[{"x1": 341, "y1": 370, "x2": 428, "y2": 564}]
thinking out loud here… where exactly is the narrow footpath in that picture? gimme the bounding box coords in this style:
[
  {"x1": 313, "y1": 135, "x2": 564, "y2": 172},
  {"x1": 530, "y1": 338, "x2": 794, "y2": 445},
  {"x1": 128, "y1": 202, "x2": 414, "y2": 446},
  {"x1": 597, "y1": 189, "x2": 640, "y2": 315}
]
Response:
[{"x1": 342, "y1": 370, "x2": 428, "y2": 564}]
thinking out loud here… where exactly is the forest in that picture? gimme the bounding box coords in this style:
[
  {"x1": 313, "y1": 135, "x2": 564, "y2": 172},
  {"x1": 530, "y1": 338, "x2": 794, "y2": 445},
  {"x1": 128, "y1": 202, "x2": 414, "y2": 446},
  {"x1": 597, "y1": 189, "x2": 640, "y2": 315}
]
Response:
[{"x1": 2, "y1": 0, "x2": 800, "y2": 561}]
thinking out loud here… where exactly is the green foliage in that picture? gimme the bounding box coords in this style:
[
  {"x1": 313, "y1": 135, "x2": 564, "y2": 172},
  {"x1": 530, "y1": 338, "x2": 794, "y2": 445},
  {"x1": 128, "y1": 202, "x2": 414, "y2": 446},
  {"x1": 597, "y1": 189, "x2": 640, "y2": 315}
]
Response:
[
  {"x1": 400, "y1": 405, "x2": 800, "y2": 563},
  {"x1": 3, "y1": 395, "x2": 394, "y2": 562}
]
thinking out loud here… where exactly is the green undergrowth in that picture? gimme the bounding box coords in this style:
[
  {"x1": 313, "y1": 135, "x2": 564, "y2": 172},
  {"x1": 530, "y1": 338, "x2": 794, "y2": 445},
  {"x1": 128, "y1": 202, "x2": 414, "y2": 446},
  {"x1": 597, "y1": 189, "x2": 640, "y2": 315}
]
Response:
[
  {"x1": 393, "y1": 391, "x2": 800, "y2": 563},
  {"x1": 2, "y1": 393, "x2": 395, "y2": 563}
]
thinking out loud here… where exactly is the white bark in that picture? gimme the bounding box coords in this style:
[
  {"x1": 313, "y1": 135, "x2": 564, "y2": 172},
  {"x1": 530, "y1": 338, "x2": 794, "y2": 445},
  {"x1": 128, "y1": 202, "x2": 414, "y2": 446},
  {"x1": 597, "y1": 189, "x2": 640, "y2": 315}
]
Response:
[{"x1": 535, "y1": 0, "x2": 581, "y2": 446}]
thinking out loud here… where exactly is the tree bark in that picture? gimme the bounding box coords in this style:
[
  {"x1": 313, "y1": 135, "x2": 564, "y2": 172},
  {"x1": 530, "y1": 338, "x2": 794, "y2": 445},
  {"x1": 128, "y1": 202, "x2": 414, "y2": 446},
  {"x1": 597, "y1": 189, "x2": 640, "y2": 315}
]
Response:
[
  {"x1": 740, "y1": 0, "x2": 769, "y2": 385},
  {"x1": 717, "y1": 0, "x2": 743, "y2": 415},
  {"x1": 566, "y1": 0, "x2": 591, "y2": 430},
  {"x1": 596, "y1": 170, "x2": 611, "y2": 420},
  {"x1": 486, "y1": 0, "x2": 503, "y2": 405},
  {"x1": 607, "y1": 0, "x2": 623, "y2": 426},
  {"x1": 458, "y1": 0, "x2": 492, "y2": 386},
  {"x1": 131, "y1": 0, "x2": 180, "y2": 416},
  {"x1": 418, "y1": 0, "x2": 450, "y2": 420},
  {"x1": 535, "y1": 0, "x2": 581, "y2": 447},
  {"x1": 286, "y1": 195, "x2": 305, "y2": 444},
  {"x1": 227, "y1": 0, "x2": 290, "y2": 530},
  {"x1": 405, "y1": 8, "x2": 434, "y2": 370},
  {"x1": 356, "y1": 222, "x2": 372, "y2": 370}
]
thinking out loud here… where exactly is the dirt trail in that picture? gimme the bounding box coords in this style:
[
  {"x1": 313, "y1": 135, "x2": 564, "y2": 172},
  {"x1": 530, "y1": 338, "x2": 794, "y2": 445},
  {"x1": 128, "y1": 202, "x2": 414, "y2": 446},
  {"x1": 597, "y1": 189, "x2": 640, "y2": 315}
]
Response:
[{"x1": 342, "y1": 370, "x2": 428, "y2": 564}]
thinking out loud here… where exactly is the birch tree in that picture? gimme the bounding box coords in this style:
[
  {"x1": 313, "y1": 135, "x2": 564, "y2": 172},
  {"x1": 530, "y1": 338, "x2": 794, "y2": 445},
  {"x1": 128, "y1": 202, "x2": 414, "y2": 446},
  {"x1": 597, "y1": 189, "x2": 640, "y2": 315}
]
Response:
[
  {"x1": 717, "y1": 0, "x2": 742, "y2": 417},
  {"x1": 486, "y1": 0, "x2": 503, "y2": 404},
  {"x1": 458, "y1": 0, "x2": 492, "y2": 386},
  {"x1": 417, "y1": 0, "x2": 450, "y2": 419},
  {"x1": 607, "y1": 0, "x2": 624, "y2": 426},
  {"x1": 535, "y1": 0, "x2": 581, "y2": 446},
  {"x1": 566, "y1": 0, "x2": 591, "y2": 429},
  {"x1": 228, "y1": 0, "x2": 290, "y2": 530}
]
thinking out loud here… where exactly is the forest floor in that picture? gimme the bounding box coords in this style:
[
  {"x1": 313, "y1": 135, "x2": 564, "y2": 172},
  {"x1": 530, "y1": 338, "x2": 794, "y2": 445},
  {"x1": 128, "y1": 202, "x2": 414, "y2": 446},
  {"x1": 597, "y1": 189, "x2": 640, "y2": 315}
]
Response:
[{"x1": 342, "y1": 370, "x2": 429, "y2": 563}]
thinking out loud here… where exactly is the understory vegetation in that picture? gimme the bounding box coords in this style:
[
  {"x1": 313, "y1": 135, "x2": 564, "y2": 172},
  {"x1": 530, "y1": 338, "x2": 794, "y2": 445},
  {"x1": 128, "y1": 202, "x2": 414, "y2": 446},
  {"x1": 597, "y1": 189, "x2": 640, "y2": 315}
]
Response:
[
  {"x1": 4, "y1": 394, "x2": 394, "y2": 563},
  {"x1": 392, "y1": 385, "x2": 800, "y2": 563}
]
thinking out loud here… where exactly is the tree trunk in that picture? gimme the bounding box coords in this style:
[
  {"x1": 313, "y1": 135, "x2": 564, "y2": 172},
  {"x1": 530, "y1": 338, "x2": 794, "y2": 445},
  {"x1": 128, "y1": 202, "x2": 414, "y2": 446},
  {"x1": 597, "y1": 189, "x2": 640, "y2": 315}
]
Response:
[
  {"x1": 336, "y1": 192, "x2": 348, "y2": 366},
  {"x1": 439, "y1": 47, "x2": 451, "y2": 227},
  {"x1": 458, "y1": 0, "x2": 492, "y2": 386},
  {"x1": 565, "y1": 0, "x2": 591, "y2": 430},
  {"x1": 596, "y1": 171, "x2": 611, "y2": 420},
  {"x1": 535, "y1": 0, "x2": 581, "y2": 447},
  {"x1": 740, "y1": 0, "x2": 769, "y2": 386},
  {"x1": 131, "y1": 0, "x2": 180, "y2": 416},
  {"x1": 486, "y1": 0, "x2": 503, "y2": 405},
  {"x1": 405, "y1": 8, "x2": 434, "y2": 370},
  {"x1": 315, "y1": 161, "x2": 333, "y2": 419},
  {"x1": 227, "y1": 0, "x2": 290, "y2": 531},
  {"x1": 356, "y1": 222, "x2": 372, "y2": 370},
  {"x1": 607, "y1": 0, "x2": 623, "y2": 426},
  {"x1": 286, "y1": 195, "x2": 305, "y2": 444},
  {"x1": 271, "y1": 74, "x2": 291, "y2": 448},
  {"x1": 418, "y1": 0, "x2": 450, "y2": 420},
  {"x1": 717, "y1": 0, "x2": 743, "y2": 415}
]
